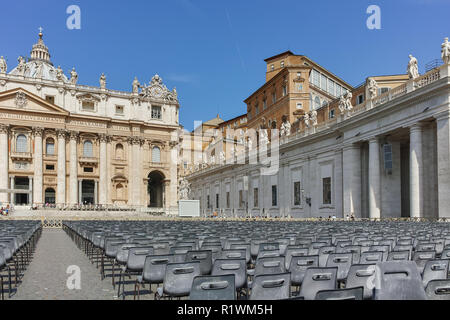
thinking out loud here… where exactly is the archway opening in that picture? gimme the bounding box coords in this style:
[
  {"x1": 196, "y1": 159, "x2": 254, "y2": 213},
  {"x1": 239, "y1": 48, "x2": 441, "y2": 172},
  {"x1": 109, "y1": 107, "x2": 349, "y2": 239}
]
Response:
[
  {"x1": 81, "y1": 180, "x2": 95, "y2": 204},
  {"x1": 147, "y1": 171, "x2": 165, "y2": 208}
]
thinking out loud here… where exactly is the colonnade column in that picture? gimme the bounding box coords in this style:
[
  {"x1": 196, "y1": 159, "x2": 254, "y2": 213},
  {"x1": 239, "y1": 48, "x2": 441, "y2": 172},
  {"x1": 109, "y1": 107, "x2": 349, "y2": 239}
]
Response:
[
  {"x1": 69, "y1": 131, "x2": 78, "y2": 205},
  {"x1": 129, "y1": 137, "x2": 142, "y2": 206},
  {"x1": 435, "y1": 111, "x2": 450, "y2": 218},
  {"x1": 33, "y1": 127, "x2": 43, "y2": 205},
  {"x1": 56, "y1": 129, "x2": 67, "y2": 206},
  {"x1": 99, "y1": 134, "x2": 108, "y2": 205},
  {"x1": 368, "y1": 138, "x2": 381, "y2": 219},
  {"x1": 10, "y1": 176, "x2": 14, "y2": 205},
  {"x1": 0, "y1": 124, "x2": 9, "y2": 204},
  {"x1": 410, "y1": 124, "x2": 423, "y2": 218},
  {"x1": 334, "y1": 149, "x2": 343, "y2": 218},
  {"x1": 28, "y1": 177, "x2": 33, "y2": 205},
  {"x1": 343, "y1": 144, "x2": 361, "y2": 217}
]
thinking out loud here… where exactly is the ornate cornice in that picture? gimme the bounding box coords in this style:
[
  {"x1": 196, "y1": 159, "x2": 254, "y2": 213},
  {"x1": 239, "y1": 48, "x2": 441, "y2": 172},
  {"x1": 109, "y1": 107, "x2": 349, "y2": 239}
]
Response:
[{"x1": 127, "y1": 136, "x2": 145, "y2": 146}]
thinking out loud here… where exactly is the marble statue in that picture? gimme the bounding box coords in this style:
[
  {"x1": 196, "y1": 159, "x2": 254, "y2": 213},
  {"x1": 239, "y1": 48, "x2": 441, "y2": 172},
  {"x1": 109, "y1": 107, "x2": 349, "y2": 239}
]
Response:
[
  {"x1": 17, "y1": 56, "x2": 26, "y2": 76},
  {"x1": 338, "y1": 95, "x2": 346, "y2": 113},
  {"x1": 304, "y1": 112, "x2": 310, "y2": 127},
  {"x1": 70, "y1": 67, "x2": 78, "y2": 84},
  {"x1": 310, "y1": 110, "x2": 318, "y2": 126},
  {"x1": 0, "y1": 56, "x2": 7, "y2": 73},
  {"x1": 345, "y1": 92, "x2": 353, "y2": 111},
  {"x1": 442, "y1": 37, "x2": 450, "y2": 64},
  {"x1": 179, "y1": 178, "x2": 191, "y2": 200},
  {"x1": 280, "y1": 120, "x2": 291, "y2": 137},
  {"x1": 367, "y1": 77, "x2": 378, "y2": 99},
  {"x1": 132, "y1": 77, "x2": 140, "y2": 94},
  {"x1": 407, "y1": 54, "x2": 419, "y2": 79},
  {"x1": 219, "y1": 151, "x2": 225, "y2": 164},
  {"x1": 56, "y1": 66, "x2": 64, "y2": 81},
  {"x1": 247, "y1": 137, "x2": 253, "y2": 151},
  {"x1": 210, "y1": 155, "x2": 216, "y2": 165},
  {"x1": 100, "y1": 73, "x2": 106, "y2": 89},
  {"x1": 172, "y1": 87, "x2": 177, "y2": 99},
  {"x1": 260, "y1": 129, "x2": 269, "y2": 146}
]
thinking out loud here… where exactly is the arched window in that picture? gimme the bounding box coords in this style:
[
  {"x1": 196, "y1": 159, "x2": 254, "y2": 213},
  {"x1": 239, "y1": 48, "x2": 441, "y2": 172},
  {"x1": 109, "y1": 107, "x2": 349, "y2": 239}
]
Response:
[
  {"x1": 46, "y1": 138, "x2": 55, "y2": 155},
  {"x1": 115, "y1": 143, "x2": 124, "y2": 159},
  {"x1": 16, "y1": 134, "x2": 27, "y2": 153},
  {"x1": 152, "y1": 146, "x2": 161, "y2": 163},
  {"x1": 314, "y1": 96, "x2": 321, "y2": 110},
  {"x1": 83, "y1": 140, "x2": 93, "y2": 157}
]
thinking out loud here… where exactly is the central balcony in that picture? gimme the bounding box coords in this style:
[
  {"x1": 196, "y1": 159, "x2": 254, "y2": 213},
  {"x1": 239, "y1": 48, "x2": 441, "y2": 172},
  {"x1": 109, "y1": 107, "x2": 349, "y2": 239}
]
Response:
[
  {"x1": 79, "y1": 156, "x2": 99, "y2": 166},
  {"x1": 10, "y1": 152, "x2": 33, "y2": 161}
]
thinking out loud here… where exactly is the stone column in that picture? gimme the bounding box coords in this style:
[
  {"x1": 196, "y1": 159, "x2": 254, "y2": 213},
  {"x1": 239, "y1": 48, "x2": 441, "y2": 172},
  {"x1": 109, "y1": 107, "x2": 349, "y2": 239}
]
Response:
[
  {"x1": 343, "y1": 144, "x2": 361, "y2": 217},
  {"x1": 129, "y1": 137, "x2": 142, "y2": 206},
  {"x1": 78, "y1": 179, "x2": 83, "y2": 204},
  {"x1": 410, "y1": 124, "x2": 423, "y2": 218},
  {"x1": 56, "y1": 129, "x2": 67, "y2": 206},
  {"x1": 368, "y1": 138, "x2": 381, "y2": 219},
  {"x1": 69, "y1": 131, "x2": 78, "y2": 205},
  {"x1": 33, "y1": 127, "x2": 43, "y2": 205},
  {"x1": 435, "y1": 111, "x2": 450, "y2": 218},
  {"x1": 0, "y1": 125, "x2": 9, "y2": 204},
  {"x1": 94, "y1": 180, "x2": 98, "y2": 204},
  {"x1": 28, "y1": 176, "x2": 33, "y2": 205},
  {"x1": 10, "y1": 176, "x2": 14, "y2": 205},
  {"x1": 334, "y1": 149, "x2": 343, "y2": 218},
  {"x1": 99, "y1": 134, "x2": 108, "y2": 205}
]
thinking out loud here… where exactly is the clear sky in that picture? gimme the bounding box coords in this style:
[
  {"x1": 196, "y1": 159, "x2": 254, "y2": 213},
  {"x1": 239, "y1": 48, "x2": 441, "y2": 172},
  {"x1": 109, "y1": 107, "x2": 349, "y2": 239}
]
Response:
[{"x1": 0, "y1": 0, "x2": 448, "y2": 130}]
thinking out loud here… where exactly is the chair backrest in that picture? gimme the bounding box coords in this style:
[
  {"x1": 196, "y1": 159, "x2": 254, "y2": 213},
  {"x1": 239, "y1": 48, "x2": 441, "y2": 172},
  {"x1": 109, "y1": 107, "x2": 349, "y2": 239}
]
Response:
[
  {"x1": 360, "y1": 251, "x2": 383, "y2": 265},
  {"x1": 441, "y1": 249, "x2": 450, "y2": 260},
  {"x1": 201, "y1": 244, "x2": 222, "y2": 263},
  {"x1": 369, "y1": 245, "x2": 390, "y2": 261},
  {"x1": 254, "y1": 256, "x2": 286, "y2": 276},
  {"x1": 259, "y1": 242, "x2": 279, "y2": 252},
  {"x1": 250, "y1": 272, "x2": 291, "y2": 300},
  {"x1": 416, "y1": 242, "x2": 436, "y2": 252},
  {"x1": 212, "y1": 258, "x2": 247, "y2": 290},
  {"x1": 326, "y1": 253, "x2": 353, "y2": 281},
  {"x1": 309, "y1": 242, "x2": 328, "y2": 255},
  {"x1": 285, "y1": 246, "x2": 309, "y2": 270},
  {"x1": 374, "y1": 261, "x2": 427, "y2": 300},
  {"x1": 116, "y1": 243, "x2": 140, "y2": 264},
  {"x1": 185, "y1": 250, "x2": 213, "y2": 275},
  {"x1": 142, "y1": 254, "x2": 176, "y2": 284},
  {"x1": 422, "y1": 259, "x2": 449, "y2": 287},
  {"x1": 220, "y1": 249, "x2": 247, "y2": 261},
  {"x1": 346, "y1": 264, "x2": 376, "y2": 300},
  {"x1": 425, "y1": 279, "x2": 450, "y2": 300},
  {"x1": 413, "y1": 250, "x2": 437, "y2": 274},
  {"x1": 163, "y1": 261, "x2": 201, "y2": 297},
  {"x1": 256, "y1": 249, "x2": 280, "y2": 260},
  {"x1": 318, "y1": 246, "x2": 336, "y2": 267},
  {"x1": 315, "y1": 287, "x2": 364, "y2": 300},
  {"x1": 190, "y1": 274, "x2": 236, "y2": 300},
  {"x1": 150, "y1": 242, "x2": 171, "y2": 255},
  {"x1": 169, "y1": 246, "x2": 192, "y2": 255},
  {"x1": 338, "y1": 245, "x2": 361, "y2": 264},
  {"x1": 289, "y1": 255, "x2": 319, "y2": 286},
  {"x1": 387, "y1": 250, "x2": 410, "y2": 261},
  {"x1": 299, "y1": 267, "x2": 337, "y2": 300},
  {"x1": 229, "y1": 244, "x2": 251, "y2": 264},
  {"x1": 126, "y1": 246, "x2": 154, "y2": 271},
  {"x1": 0, "y1": 250, "x2": 6, "y2": 268}
]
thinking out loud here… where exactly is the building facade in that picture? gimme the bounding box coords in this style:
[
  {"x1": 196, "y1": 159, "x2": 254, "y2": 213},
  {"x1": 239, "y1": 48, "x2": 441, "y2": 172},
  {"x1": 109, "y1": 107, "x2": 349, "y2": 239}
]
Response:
[
  {"x1": 0, "y1": 31, "x2": 180, "y2": 211},
  {"x1": 187, "y1": 44, "x2": 450, "y2": 219}
]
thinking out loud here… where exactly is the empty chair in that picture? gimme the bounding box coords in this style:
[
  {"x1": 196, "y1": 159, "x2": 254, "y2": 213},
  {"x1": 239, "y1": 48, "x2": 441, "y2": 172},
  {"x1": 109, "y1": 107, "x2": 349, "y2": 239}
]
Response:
[
  {"x1": 257, "y1": 249, "x2": 280, "y2": 260},
  {"x1": 440, "y1": 249, "x2": 450, "y2": 260},
  {"x1": 229, "y1": 243, "x2": 251, "y2": 264},
  {"x1": 134, "y1": 254, "x2": 176, "y2": 299},
  {"x1": 290, "y1": 255, "x2": 319, "y2": 289},
  {"x1": 422, "y1": 259, "x2": 449, "y2": 287},
  {"x1": 190, "y1": 274, "x2": 236, "y2": 300},
  {"x1": 425, "y1": 279, "x2": 450, "y2": 300},
  {"x1": 309, "y1": 242, "x2": 328, "y2": 256},
  {"x1": 220, "y1": 249, "x2": 247, "y2": 261},
  {"x1": 186, "y1": 250, "x2": 213, "y2": 275},
  {"x1": 339, "y1": 245, "x2": 361, "y2": 264},
  {"x1": 285, "y1": 246, "x2": 309, "y2": 271},
  {"x1": 413, "y1": 250, "x2": 436, "y2": 274},
  {"x1": 156, "y1": 262, "x2": 201, "y2": 299},
  {"x1": 299, "y1": 267, "x2": 338, "y2": 300},
  {"x1": 254, "y1": 256, "x2": 286, "y2": 276},
  {"x1": 387, "y1": 250, "x2": 410, "y2": 262},
  {"x1": 212, "y1": 259, "x2": 247, "y2": 296},
  {"x1": 326, "y1": 253, "x2": 353, "y2": 282},
  {"x1": 369, "y1": 245, "x2": 390, "y2": 261},
  {"x1": 250, "y1": 273, "x2": 290, "y2": 300},
  {"x1": 393, "y1": 245, "x2": 413, "y2": 259},
  {"x1": 374, "y1": 261, "x2": 427, "y2": 300},
  {"x1": 346, "y1": 264, "x2": 376, "y2": 300},
  {"x1": 315, "y1": 287, "x2": 364, "y2": 300},
  {"x1": 201, "y1": 244, "x2": 222, "y2": 263},
  {"x1": 360, "y1": 251, "x2": 383, "y2": 265},
  {"x1": 318, "y1": 246, "x2": 336, "y2": 268}
]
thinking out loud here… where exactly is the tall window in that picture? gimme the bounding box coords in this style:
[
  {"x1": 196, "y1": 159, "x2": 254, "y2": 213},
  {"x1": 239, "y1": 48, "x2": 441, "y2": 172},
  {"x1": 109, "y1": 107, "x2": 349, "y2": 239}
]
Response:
[
  {"x1": 151, "y1": 106, "x2": 162, "y2": 119},
  {"x1": 46, "y1": 138, "x2": 55, "y2": 155},
  {"x1": 320, "y1": 74, "x2": 327, "y2": 91},
  {"x1": 216, "y1": 194, "x2": 219, "y2": 209},
  {"x1": 253, "y1": 188, "x2": 259, "y2": 208},
  {"x1": 294, "y1": 181, "x2": 301, "y2": 206},
  {"x1": 16, "y1": 134, "x2": 27, "y2": 153},
  {"x1": 323, "y1": 177, "x2": 332, "y2": 205},
  {"x1": 152, "y1": 146, "x2": 161, "y2": 163},
  {"x1": 314, "y1": 96, "x2": 321, "y2": 109},
  {"x1": 282, "y1": 85, "x2": 287, "y2": 97},
  {"x1": 83, "y1": 140, "x2": 93, "y2": 157},
  {"x1": 115, "y1": 143, "x2": 124, "y2": 159},
  {"x1": 207, "y1": 195, "x2": 210, "y2": 209},
  {"x1": 226, "y1": 192, "x2": 230, "y2": 208},
  {"x1": 263, "y1": 99, "x2": 267, "y2": 110},
  {"x1": 239, "y1": 190, "x2": 243, "y2": 208},
  {"x1": 272, "y1": 91, "x2": 276, "y2": 104},
  {"x1": 272, "y1": 185, "x2": 277, "y2": 207}
]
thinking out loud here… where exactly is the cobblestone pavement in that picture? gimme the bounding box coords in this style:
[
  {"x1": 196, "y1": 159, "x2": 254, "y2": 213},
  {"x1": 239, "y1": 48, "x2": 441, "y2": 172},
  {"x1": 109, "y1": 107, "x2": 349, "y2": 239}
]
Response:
[{"x1": 12, "y1": 229, "x2": 116, "y2": 300}]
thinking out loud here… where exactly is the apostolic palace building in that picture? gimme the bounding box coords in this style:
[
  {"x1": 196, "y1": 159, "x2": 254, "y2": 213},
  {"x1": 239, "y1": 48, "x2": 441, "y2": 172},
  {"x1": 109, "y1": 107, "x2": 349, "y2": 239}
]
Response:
[
  {"x1": 185, "y1": 39, "x2": 450, "y2": 220},
  {"x1": 0, "y1": 30, "x2": 180, "y2": 212}
]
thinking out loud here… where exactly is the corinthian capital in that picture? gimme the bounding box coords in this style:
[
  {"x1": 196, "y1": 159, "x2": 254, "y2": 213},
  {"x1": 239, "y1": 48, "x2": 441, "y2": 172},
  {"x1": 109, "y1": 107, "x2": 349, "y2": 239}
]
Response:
[
  {"x1": 69, "y1": 130, "x2": 79, "y2": 141},
  {"x1": 32, "y1": 127, "x2": 44, "y2": 137},
  {"x1": 56, "y1": 129, "x2": 68, "y2": 139},
  {"x1": 0, "y1": 124, "x2": 10, "y2": 134},
  {"x1": 98, "y1": 133, "x2": 111, "y2": 143}
]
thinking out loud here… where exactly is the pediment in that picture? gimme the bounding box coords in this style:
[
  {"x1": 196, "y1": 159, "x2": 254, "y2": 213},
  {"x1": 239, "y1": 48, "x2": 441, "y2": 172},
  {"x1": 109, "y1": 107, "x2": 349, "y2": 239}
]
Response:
[
  {"x1": 76, "y1": 93, "x2": 101, "y2": 101},
  {"x1": 0, "y1": 88, "x2": 69, "y2": 115}
]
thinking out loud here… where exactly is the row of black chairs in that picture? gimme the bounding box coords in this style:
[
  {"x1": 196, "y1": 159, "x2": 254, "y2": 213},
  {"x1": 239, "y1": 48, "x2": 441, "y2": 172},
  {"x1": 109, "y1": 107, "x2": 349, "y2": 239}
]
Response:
[
  {"x1": 62, "y1": 220, "x2": 450, "y2": 300},
  {"x1": 0, "y1": 221, "x2": 42, "y2": 299}
]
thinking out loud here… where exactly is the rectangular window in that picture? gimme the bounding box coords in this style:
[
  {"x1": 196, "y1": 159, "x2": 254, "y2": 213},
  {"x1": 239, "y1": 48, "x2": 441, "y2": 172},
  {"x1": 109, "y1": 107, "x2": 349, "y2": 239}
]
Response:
[
  {"x1": 271, "y1": 64, "x2": 274, "y2": 71},
  {"x1": 226, "y1": 192, "x2": 230, "y2": 208},
  {"x1": 84, "y1": 167, "x2": 94, "y2": 173},
  {"x1": 329, "y1": 109, "x2": 335, "y2": 119},
  {"x1": 282, "y1": 85, "x2": 287, "y2": 97},
  {"x1": 253, "y1": 188, "x2": 259, "y2": 208},
  {"x1": 207, "y1": 195, "x2": 210, "y2": 209},
  {"x1": 383, "y1": 144, "x2": 393, "y2": 173},
  {"x1": 294, "y1": 181, "x2": 301, "y2": 206},
  {"x1": 115, "y1": 105, "x2": 124, "y2": 114},
  {"x1": 296, "y1": 103, "x2": 303, "y2": 109},
  {"x1": 45, "y1": 164, "x2": 55, "y2": 171},
  {"x1": 280, "y1": 61, "x2": 285, "y2": 68},
  {"x1": 255, "y1": 105, "x2": 259, "y2": 115},
  {"x1": 216, "y1": 194, "x2": 219, "y2": 209},
  {"x1": 357, "y1": 94, "x2": 364, "y2": 105},
  {"x1": 151, "y1": 106, "x2": 162, "y2": 119},
  {"x1": 272, "y1": 91, "x2": 276, "y2": 104},
  {"x1": 312, "y1": 69, "x2": 320, "y2": 87},
  {"x1": 328, "y1": 80, "x2": 335, "y2": 97},
  {"x1": 320, "y1": 74, "x2": 327, "y2": 91},
  {"x1": 263, "y1": 99, "x2": 267, "y2": 110},
  {"x1": 239, "y1": 190, "x2": 243, "y2": 208},
  {"x1": 297, "y1": 84, "x2": 303, "y2": 91},
  {"x1": 82, "y1": 101, "x2": 95, "y2": 111},
  {"x1": 322, "y1": 177, "x2": 332, "y2": 205},
  {"x1": 45, "y1": 95, "x2": 55, "y2": 104},
  {"x1": 272, "y1": 185, "x2": 277, "y2": 207}
]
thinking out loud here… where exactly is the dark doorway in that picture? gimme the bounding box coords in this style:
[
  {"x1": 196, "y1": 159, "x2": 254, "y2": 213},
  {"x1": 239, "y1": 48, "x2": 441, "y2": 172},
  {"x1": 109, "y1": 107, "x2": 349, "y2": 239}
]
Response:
[
  {"x1": 14, "y1": 177, "x2": 29, "y2": 205},
  {"x1": 82, "y1": 180, "x2": 95, "y2": 204},
  {"x1": 44, "y1": 188, "x2": 56, "y2": 205},
  {"x1": 401, "y1": 143, "x2": 410, "y2": 217},
  {"x1": 147, "y1": 171, "x2": 165, "y2": 208}
]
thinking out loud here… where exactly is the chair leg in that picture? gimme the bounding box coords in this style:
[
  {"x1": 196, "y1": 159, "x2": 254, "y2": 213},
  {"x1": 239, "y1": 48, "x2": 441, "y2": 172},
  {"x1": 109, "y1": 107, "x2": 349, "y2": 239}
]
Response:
[
  {"x1": 116, "y1": 269, "x2": 122, "y2": 298},
  {"x1": 1, "y1": 273, "x2": 4, "y2": 300},
  {"x1": 112, "y1": 260, "x2": 116, "y2": 288}
]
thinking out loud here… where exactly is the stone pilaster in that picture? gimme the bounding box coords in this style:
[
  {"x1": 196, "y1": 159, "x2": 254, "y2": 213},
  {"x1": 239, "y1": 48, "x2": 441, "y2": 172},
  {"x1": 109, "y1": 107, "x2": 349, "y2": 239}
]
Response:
[
  {"x1": 32, "y1": 127, "x2": 44, "y2": 205},
  {"x1": 343, "y1": 144, "x2": 361, "y2": 217},
  {"x1": 435, "y1": 111, "x2": 450, "y2": 218},
  {"x1": 99, "y1": 134, "x2": 108, "y2": 205},
  {"x1": 56, "y1": 129, "x2": 67, "y2": 206},
  {"x1": 410, "y1": 124, "x2": 424, "y2": 218},
  {"x1": 368, "y1": 138, "x2": 381, "y2": 219},
  {"x1": 0, "y1": 124, "x2": 9, "y2": 204},
  {"x1": 69, "y1": 131, "x2": 78, "y2": 205}
]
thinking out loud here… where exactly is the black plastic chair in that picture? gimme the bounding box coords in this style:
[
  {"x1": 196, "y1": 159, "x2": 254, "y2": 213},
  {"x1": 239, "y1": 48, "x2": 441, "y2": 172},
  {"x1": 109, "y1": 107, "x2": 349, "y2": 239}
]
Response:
[
  {"x1": 315, "y1": 286, "x2": 364, "y2": 300},
  {"x1": 190, "y1": 274, "x2": 236, "y2": 300},
  {"x1": 250, "y1": 272, "x2": 290, "y2": 300},
  {"x1": 299, "y1": 267, "x2": 338, "y2": 300},
  {"x1": 422, "y1": 259, "x2": 449, "y2": 287},
  {"x1": 425, "y1": 279, "x2": 450, "y2": 300}
]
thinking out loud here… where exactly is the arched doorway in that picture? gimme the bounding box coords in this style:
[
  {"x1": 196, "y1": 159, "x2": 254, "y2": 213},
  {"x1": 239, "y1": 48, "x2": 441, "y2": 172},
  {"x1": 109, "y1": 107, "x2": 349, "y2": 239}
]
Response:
[{"x1": 147, "y1": 171, "x2": 165, "y2": 208}]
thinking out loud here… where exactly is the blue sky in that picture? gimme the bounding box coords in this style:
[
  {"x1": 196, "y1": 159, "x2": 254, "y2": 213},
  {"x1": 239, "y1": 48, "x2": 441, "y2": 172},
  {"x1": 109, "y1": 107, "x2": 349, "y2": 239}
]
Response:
[{"x1": 0, "y1": 0, "x2": 448, "y2": 130}]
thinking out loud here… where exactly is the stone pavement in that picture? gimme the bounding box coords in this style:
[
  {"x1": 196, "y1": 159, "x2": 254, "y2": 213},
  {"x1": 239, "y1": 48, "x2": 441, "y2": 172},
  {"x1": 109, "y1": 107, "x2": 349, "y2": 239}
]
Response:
[{"x1": 12, "y1": 229, "x2": 116, "y2": 300}]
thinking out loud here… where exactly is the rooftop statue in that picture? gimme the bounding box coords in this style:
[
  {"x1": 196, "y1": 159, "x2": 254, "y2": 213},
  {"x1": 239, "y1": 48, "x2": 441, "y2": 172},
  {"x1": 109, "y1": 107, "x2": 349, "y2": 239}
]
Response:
[
  {"x1": 367, "y1": 77, "x2": 378, "y2": 99},
  {"x1": 280, "y1": 119, "x2": 291, "y2": 137},
  {"x1": 132, "y1": 77, "x2": 140, "y2": 94},
  {"x1": 0, "y1": 56, "x2": 7, "y2": 73},
  {"x1": 442, "y1": 37, "x2": 450, "y2": 64},
  {"x1": 99, "y1": 73, "x2": 106, "y2": 89},
  {"x1": 70, "y1": 67, "x2": 78, "y2": 85},
  {"x1": 17, "y1": 56, "x2": 27, "y2": 76},
  {"x1": 310, "y1": 110, "x2": 318, "y2": 126},
  {"x1": 304, "y1": 112, "x2": 310, "y2": 127},
  {"x1": 56, "y1": 66, "x2": 64, "y2": 81},
  {"x1": 407, "y1": 54, "x2": 420, "y2": 79}
]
